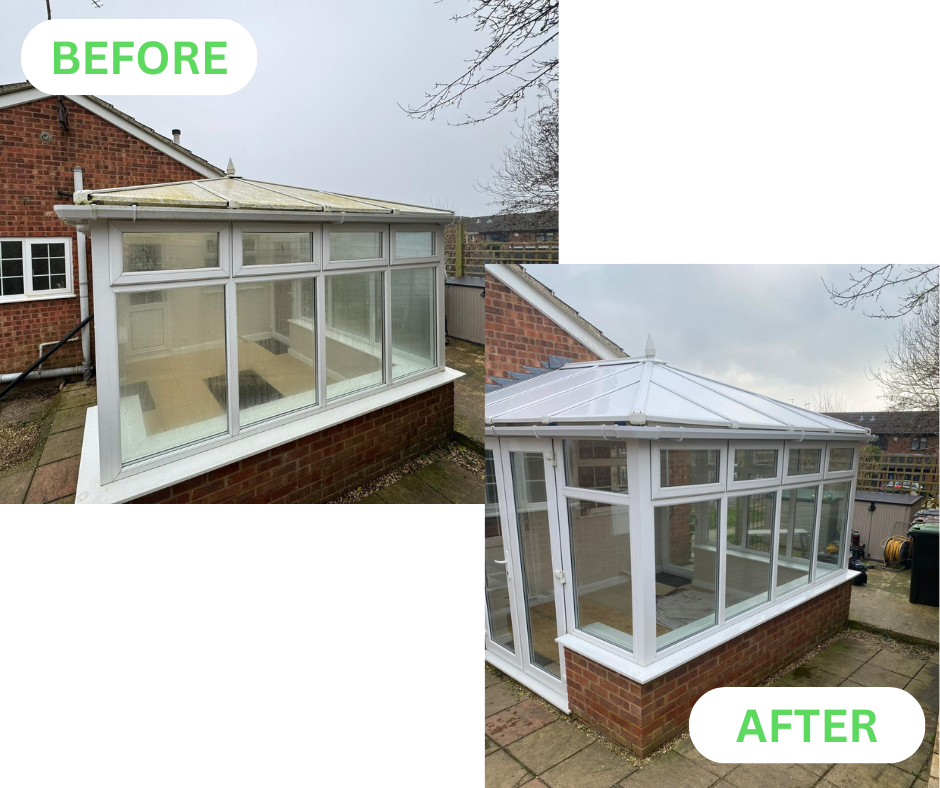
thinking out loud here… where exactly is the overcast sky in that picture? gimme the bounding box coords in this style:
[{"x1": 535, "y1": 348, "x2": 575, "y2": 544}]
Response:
[
  {"x1": 1, "y1": 0, "x2": 542, "y2": 215},
  {"x1": 521, "y1": 264, "x2": 917, "y2": 411}
]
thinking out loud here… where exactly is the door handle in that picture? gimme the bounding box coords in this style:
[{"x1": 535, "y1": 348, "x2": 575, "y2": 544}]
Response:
[{"x1": 494, "y1": 559, "x2": 507, "y2": 565}]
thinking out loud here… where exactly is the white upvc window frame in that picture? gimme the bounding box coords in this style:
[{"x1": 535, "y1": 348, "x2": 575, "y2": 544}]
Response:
[
  {"x1": 726, "y1": 440, "x2": 784, "y2": 490},
  {"x1": 232, "y1": 223, "x2": 321, "y2": 276},
  {"x1": 390, "y1": 224, "x2": 444, "y2": 266},
  {"x1": 109, "y1": 220, "x2": 232, "y2": 286},
  {"x1": 322, "y1": 223, "x2": 388, "y2": 270},
  {"x1": 651, "y1": 439, "x2": 725, "y2": 499},
  {"x1": 92, "y1": 218, "x2": 447, "y2": 487},
  {"x1": 389, "y1": 262, "x2": 442, "y2": 383},
  {"x1": 782, "y1": 440, "x2": 826, "y2": 483},
  {"x1": 824, "y1": 441, "x2": 858, "y2": 478},
  {"x1": 0, "y1": 236, "x2": 74, "y2": 303}
]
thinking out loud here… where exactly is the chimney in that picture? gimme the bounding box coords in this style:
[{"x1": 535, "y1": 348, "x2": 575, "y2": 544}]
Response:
[{"x1": 171, "y1": 129, "x2": 181, "y2": 145}]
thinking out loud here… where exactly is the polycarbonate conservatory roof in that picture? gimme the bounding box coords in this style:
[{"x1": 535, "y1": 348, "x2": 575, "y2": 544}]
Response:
[
  {"x1": 485, "y1": 357, "x2": 872, "y2": 436},
  {"x1": 72, "y1": 175, "x2": 455, "y2": 217}
]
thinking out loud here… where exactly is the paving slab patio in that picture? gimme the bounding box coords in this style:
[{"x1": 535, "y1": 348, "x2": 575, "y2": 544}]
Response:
[
  {"x1": 485, "y1": 633, "x2": 940, "y2": 788},
  {"x1": 850, "y1": 567, "x2": 939, "y2": 647},
  {"x1": 357, "y1": 454, "x2": 483, "y2": 503},
  {"x1": 445, "y1": 338, "x2": 483, "y2": 451}
]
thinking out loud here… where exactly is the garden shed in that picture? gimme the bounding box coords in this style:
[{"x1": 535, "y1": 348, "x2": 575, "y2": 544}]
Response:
[
  {"x1": 54, "y1": 173, "x2": 461, "y2": 503},
  {"x1": 483, "y1": 342, "x2": 869, "y2": 756}
]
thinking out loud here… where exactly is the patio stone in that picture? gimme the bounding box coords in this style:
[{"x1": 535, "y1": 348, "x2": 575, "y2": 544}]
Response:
[
  {"x1": 506, "y1": 721, "x2": 592, "y2": 774},
  {"x1": 779, "y1": 666, "x2": 843, "y2": 687},
  {"x1": 914, "y1": 663, "x2": 939, "y2": 686},
  {"x1": 485, "y1": 749, "x2": 532, "y2": 788},
  {"x1": 825, "y1": 638, "x2": 881, "y2": 663},
  {"x1": 24, "y1": 455, "x2": 80, "y2": 504},
  {"x1": 486, "y1": 667, "x2": 502, "y2": 688},
  {"x1": 674, "y1": 737, "x2": 735, "y2": 777},
  {"x1": 50, "y1": 405, "x2": 86, "y2": 435},
  {"x1": 58, "y1": 387, "x2": 96, "y2": 409},
  {"x1": 38, "y1": 427, "x2": 84, "y2": 466},
  {"x1": 621, "y1": 750, "x2": 718, "y2": 788},
  {"x1": 0, "y1": 469, "x2": 33, "y2": 504},
  {"x1": 851, "y1": 663, "x2": 911, "y2": 690},
  {"x1": 48, "y1": 494, "x2": 75, "y2": 504},
  {"x1": 539, "y1": 742, "x2": 635, "y2": 788},
  {"x1": 870, "y1": 650, "x2": 929, "y2": 679},
  {"x1": 803, "y1": 650, "x2": 866, "y2": 679},
  {"x1": 374, "y1": 471, "x2": 451, "y2": 504},
  {"x1": 418, "y1": 456, "x2": 482, "y2": 504},
  {"x1": 724, "y1": 763, "x2": 817, "y2": 788},
  {"x1": 826, "y1": 762, "x2": 915, "y2": 788},
  {"x1": 840, "y1": 679, "x2": 864, "y2": 687},
  {"x1": 895, "y1": 738, "x2": 933, "y2": 776},
  {"x1": 486, "y1": 736, "x2": 501, "y2": 755},
  {"x1": 930, "y1": 653, "x2": 939, "y2": 666},
  {"x1": 905, "y1": 679, "x2": 940, "y2": 714},
  {"x1": 799, "y1": 763, "x2": 834, "y2": 776},
  {"x1": 486, "y1": 699, "x2": 558, "y2": 746},
  {"x1": 486, "y1": 683, "x2": 525, "y2": 718}
]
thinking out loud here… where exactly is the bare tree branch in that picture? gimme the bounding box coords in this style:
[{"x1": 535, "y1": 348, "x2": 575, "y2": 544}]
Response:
[
  {"x1": 823, "y1": 265, "x2": 939, "y2": 319},
  {"x1": 811, "y1": 385, "x2": 847, "y2": 414},
  {"x1": 477, "y1": 88, "x2": 557, "y2": 212},
  {"x1": 403, "y1": 0, "x2": 558, "y2": 125}
]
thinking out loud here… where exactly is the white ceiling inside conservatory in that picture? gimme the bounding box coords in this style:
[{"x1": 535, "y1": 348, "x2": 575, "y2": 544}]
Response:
[{"x1": 485, "y1": 358, "x2": 871, "y2": 435}]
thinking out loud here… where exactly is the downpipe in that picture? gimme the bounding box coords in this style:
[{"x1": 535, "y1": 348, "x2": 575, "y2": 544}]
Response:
[{"x1": 73, "y1": 165, "x2": 93, "y2": 382}]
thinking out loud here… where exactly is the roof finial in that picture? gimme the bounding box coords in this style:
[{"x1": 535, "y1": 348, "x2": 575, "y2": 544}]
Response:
[
  {"x1": 645, "y1": 333, "x2": 656, "y2": 358},
  {"x1": 226, "y1": 158, "x2": 236, "y2": 176}
]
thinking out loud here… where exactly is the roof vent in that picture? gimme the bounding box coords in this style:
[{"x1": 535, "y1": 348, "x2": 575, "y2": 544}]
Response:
[
  {"x1": 172, "y1": 129, "x2": 181, "y2": 145},
  {"x1": 226, "y1": 158, "x2": 236, "y2": 176}
]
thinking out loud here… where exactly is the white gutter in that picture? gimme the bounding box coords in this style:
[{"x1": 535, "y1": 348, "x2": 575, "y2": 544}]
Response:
[
  {"x1": 73, "y1": 166, "x2": 92, "y2": 381},
  {"x1": 0, "y1": 366, "x2": 84, "y2": 384},
  {"x1": 484, "y1": 424, "x2": 871, "y2": 441}
]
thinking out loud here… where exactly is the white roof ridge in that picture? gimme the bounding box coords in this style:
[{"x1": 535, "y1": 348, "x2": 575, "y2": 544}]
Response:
[
  {"x1": 497, "y1": 365, "x2": 637, "y2": 421},
  {"x1": 629, "y1": 359, "x2": 655, "y2": 425}
]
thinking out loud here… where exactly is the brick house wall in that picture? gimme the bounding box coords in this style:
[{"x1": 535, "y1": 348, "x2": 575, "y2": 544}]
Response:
[
  {"x1": 564, "y1": 579, "x2": 852, "y2": 757},
  {"x1": 130, "y1": 383, "x2": 454, "y2": 504},
  {"x1": 0, "y1": 95, "x2": 208, "y2": 375},
  {"x1": 485, "y1": 271, "x2": 602, "y2": 384},
  {"x1": 884, "y1": 434, "x2": 939, "y2": 456}
]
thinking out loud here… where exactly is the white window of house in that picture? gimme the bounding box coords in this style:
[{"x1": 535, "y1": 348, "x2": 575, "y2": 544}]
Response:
[
  {"x1": 652, "y1": 441, "x2": 724, "y2": 498},
  {"x1": 777, "y1": 485, "x2": 816, "y2": 595},
  {"x1": 0, "y1": 238, "x2": 73, "y2": 302},
  {"x1": 912, "y1": 436, "x2": 928, "y2": 450},
  {"x1": 787, "y1": 447, "x2": 821, "y2": 476},
  {"x1": 242, "y1": 232, "x2": 312, "y2": 266},
  {"x1": 392, "y1": 226, "x2": 441, "y2": 264},
  {"x1": 825, "y1": 445, "x2": 856, "y2": 475},
  {"x1": 565, "y1": 439, "x2": 629, "y2": 494},
  {"x1": 728, "y1": 443, "x2": 782, "y2": 490},
  {"x1": 324, "y1": 225, "x2": 387, "y2": 269},
  {"x1": 391, "y1": 267, "x2": 436, "y2": 380},
  {"x1": 324, "y1": 270, "x2": 384, "y2": 399},
  {"x1": 817, "y1": 481, "x2": 851, "y2": 576},
  {"x1": 725, "y1": 490, "x2": 775, "y2": 619},
  {"x1": 123, "y1": 232, "x2": 219, "y2": 272}
]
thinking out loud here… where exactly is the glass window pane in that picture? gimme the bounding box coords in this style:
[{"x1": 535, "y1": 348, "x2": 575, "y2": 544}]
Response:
[
  {"x1": 726, "y1": 492, "x2": 775, "y2": 618},
  {"x1": 565, "y1": 439, "x2": 628, "y2": 493},
  {"x1": 654, "y1": 499, "x2": 720, "y2": 649},
  {"x1": 329, "y1": 231, "x2": 382, "y2": 262},
  {"x1": 391, "y1": 267, "x2": 436, "y2": 380},
  {"x1": 569, "y1": 498, "x2": 633, "y2": 650},
  {"x1": 242, "y1": 232, "x2": 311, "y2": 265},
  {"x1": 484, "y1": 450, "x2": 514, "y2": 653},
  {"x1": 117, "y1": 285, "x2": 227, "y2": 464},
  {"x1": 778, "y1": 486, "x2": 816, "y2": 594},
  {"x1": 818, "y1": 482, "x2": 850, "y2": 575},
  {"x1": 236, "y1": 278, "x2": 317, "y2": 428},
  {"x1": 788, "y1": 448, "x2": 821, "y2": 476},
  {"x1": 395, "y1": 231, "x2": 435, "y2": 258},
  {"x1": 510, "y1": 452, "x2": 560, "y2": 677},
  {"x1": 734, "y1": 448, "x2": 778, "y2": 481},
  {"x1": 325, "y1": 271, "x2": 383, "y2": 399},
  {"x1": 828, "y1": 448, "x2": 854, "y2": 472},
  {"x1": 660, "y1": 449, "x2": 719, "y2": 487},
  {"x1": 123, "y1": 232, "x2": 218, "y2": 272}
]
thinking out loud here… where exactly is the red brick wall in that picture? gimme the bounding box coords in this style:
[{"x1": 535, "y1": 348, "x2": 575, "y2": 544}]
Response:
[
  {"x1": 884, "y1": 435, "x2": 939, "y2": 455},
  {"x1": 130, "y1": 383, "x2": 454, "y2": 504},
  {"x1": 0, "y1": 95, "x2": 209, "y2": 374},
  {"x1": 485, "y1": 272, "x2": 602, "y2": 384},
  {"x1": 564, "y1": 579, "x2": 852, "y2": 757}
]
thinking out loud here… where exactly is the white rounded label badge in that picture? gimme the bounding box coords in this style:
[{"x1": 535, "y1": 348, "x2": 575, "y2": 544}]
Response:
[
  {"x1": 21, "y1": 19, "x2": 257, "y2": 95},
  {"x1": 690, "y1": 687, "x2": 925, "y2": 763}
]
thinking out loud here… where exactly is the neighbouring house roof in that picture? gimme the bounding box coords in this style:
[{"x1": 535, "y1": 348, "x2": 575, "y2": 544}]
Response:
[
  {"x1": 462, "y1": 210, "x2": 558, "y2": 233},
  {"x1": 485, "y1": 353, "x2": 573, "y2": 395},
  {"x1": 0, "y1": 81, "x2": 224, "y2": 177},
  {"x1": 824, "y1": 411, "x2": 939, "y2": 436},
  {"x1": 70, "y1": 175, "x2": 455, "y2": 216},
  {"x1": 855, "y1": 491, "x2": 924, "y2": 506},
  {"x1": 487, "y1": 263, "x2": 628, "y2": 362},
  {"x1": 486, "y1": 355, "x2": 872, "y2": 436}
]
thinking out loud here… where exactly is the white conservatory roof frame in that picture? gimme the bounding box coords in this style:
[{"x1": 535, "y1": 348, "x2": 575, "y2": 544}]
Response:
[{"x1": 484, "y1": 351, "x2": 866, "y2": 705}]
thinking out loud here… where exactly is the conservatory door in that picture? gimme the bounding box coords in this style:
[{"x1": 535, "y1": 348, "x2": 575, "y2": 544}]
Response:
[{"x1": 486, "y1": 437, "x2": 568, "y2": 707}]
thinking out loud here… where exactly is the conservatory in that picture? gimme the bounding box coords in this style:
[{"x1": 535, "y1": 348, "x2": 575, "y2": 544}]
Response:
[
  {"x1": 484, "y1": 344, "x2": 868, "y2": 754},
  {"x1": 54, "y1": 174, "x2": 459, "y2": 503}
]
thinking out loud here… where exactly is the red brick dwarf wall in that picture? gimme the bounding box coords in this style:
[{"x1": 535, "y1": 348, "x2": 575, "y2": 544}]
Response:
[
  {"x1": 485, "y1": 271, "x2": 602, "y2": 384},
  {"x1": 130, "y1": 383, "x2": 454, "y2": 504},
  {"x1": 564, "y1": 579, "x2": 852, "y2": 757},
  {"x1": 0, "y1": 95, "x2": 209, "y2": 374}
]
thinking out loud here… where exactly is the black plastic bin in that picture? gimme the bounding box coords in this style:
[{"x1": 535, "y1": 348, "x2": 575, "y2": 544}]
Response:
[{"x1": 908, "y1": 522, "x2": 939, "y2": 607}]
